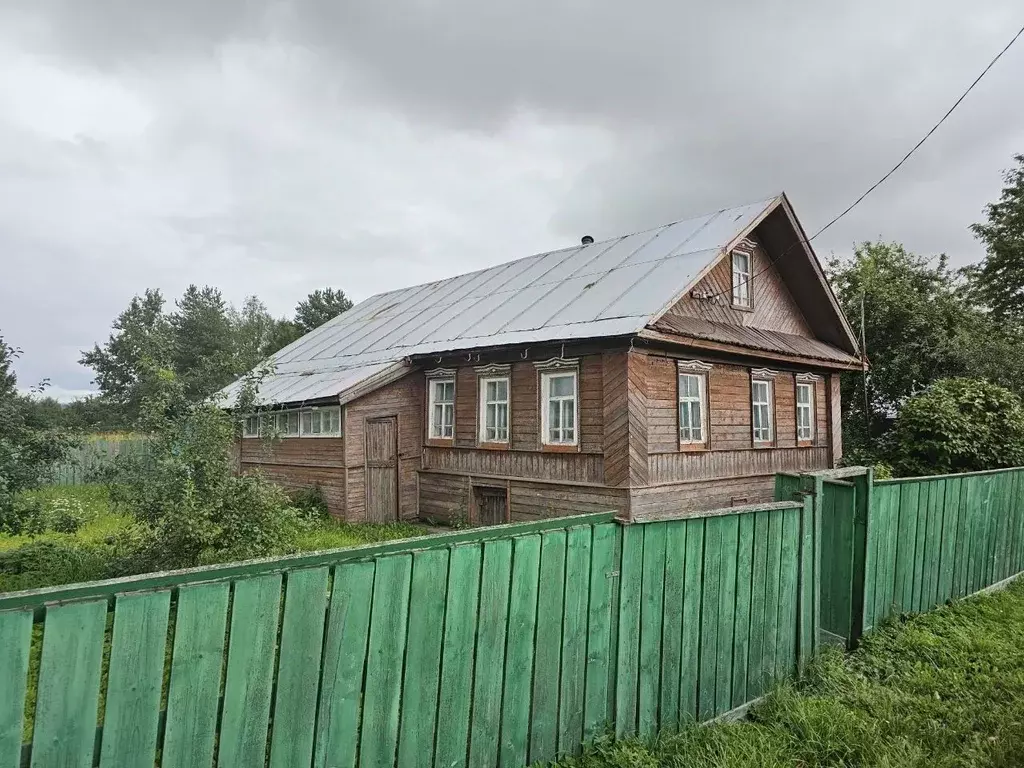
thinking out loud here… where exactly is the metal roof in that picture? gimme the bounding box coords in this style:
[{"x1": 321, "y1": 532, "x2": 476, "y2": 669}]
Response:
[{"x1": 224, "y1": 196, "x2": 781, "y2": 406}]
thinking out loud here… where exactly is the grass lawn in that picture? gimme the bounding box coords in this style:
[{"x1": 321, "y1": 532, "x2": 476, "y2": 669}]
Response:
[
  {"x1": 554, "y1": 580, "x2": 1024, "y2": 768},
  {"x1": 0, "y1": 484, "x2": 429, "y2": 593}
]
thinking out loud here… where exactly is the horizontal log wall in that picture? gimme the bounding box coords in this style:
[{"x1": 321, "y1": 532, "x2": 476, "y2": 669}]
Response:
[
  {"x1": 631, "y1": 476, "x2": 778, "y2": 517},
  {"x1": 422, "y1": 447, "x2": 604, "y2": 484},
  {"x1": 240, "y1": 437, "x2": 346, "y2": 515},
  {"x1": 418, "y1": 471, "x2": 628, "y2": 524},
  {"x1": 648, "y1": 447, "x2": 830, "y2": 485}
]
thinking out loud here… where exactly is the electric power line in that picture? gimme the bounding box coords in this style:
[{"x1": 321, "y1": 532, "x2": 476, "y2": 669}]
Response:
[{"x1": 703, "y1": 19, "x2": 1024, "y2": 302}]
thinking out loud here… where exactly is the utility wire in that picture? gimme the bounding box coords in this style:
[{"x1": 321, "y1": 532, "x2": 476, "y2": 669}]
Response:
[{"x1": 703, "y1": 20, "x2": 1024, "y2": 301}]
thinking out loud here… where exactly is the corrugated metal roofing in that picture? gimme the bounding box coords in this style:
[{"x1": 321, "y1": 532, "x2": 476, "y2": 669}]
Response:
[{"x1": 224, "y1": 196, "x2": 783, "y2": 406}]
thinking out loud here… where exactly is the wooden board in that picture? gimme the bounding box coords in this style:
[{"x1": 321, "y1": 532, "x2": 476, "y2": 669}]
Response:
[{"x1": 0, "y1": 609, "x2": 33, "y2": 768}]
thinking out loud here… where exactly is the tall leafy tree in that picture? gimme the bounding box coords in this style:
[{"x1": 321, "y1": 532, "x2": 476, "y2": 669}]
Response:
[
  {"x1": 231, "y1": 296, "x2": 279, "y2": 373},
  {"x1": 828, "y1": 242, "x2": 1024, "y2": 460},
  {"x1": 971, "y1": 154, "x2": 1024, "y2": 321},
  {"x1": 80, "y1": 289, "x2": 171, "y2": 424},
  {"x1": 294, "y1": 288, "x2": 353, "y2": 333},
  {"x1": 170, "y1": 285, "x2": 236, "y2": 400}
]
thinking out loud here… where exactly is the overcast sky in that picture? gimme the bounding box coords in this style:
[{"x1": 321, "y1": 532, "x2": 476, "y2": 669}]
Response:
[{"x1": 2, "y1": 2, "x2": 1023, "y2": 400}]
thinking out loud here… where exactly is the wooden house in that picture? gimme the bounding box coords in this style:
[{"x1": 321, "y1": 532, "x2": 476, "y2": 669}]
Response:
[{"x1": 225, "y1": 193, "x2": 863, "y2": 523}]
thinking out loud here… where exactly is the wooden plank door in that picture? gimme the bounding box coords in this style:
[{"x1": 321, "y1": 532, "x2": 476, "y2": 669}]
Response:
[
  {"x1": 474, "y1": 486, "x2": 508, "y2": 526},
  {"x1": 365, "y1": 417, "x2": 398, "y2": 522}
]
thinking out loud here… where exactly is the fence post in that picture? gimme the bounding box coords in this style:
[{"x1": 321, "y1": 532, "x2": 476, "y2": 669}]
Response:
[
  {"x1": 850, "y1": 467, "x2": 874, "y2": 646},
  {"x1": 795, "y1": 491, "x2": 816, "y2": 672}
]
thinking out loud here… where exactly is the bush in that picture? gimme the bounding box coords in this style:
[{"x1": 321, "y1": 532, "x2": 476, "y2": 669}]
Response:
[
  {"x1": 889, "y1": 378, "x2": 1024, "y2": 476},
  {"x1": 0, "y1": 538, "x2": 113, "y2": 592},
  {"x1": 0, "y1": 495, "x2": 86, "y2": 536},
  {"x1": 288, "y1": 485, "x2": 330, "y2": 521}
]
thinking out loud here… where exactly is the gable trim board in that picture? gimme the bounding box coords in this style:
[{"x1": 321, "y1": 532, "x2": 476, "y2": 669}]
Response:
[{"x1": 222, "y1": 193, "x2": 860, "y2": 411}]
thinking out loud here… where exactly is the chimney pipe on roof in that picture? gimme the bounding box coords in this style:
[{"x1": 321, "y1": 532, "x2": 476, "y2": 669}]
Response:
[{"x1": 581, "y1": 235, "x2": 594, "y2": 245}]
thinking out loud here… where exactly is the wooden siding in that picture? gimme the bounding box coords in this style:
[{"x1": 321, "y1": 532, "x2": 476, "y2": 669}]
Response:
[
  {"x1": 776, "y1": 373, "x2": 796, "y2": 448},
  {"x1": 646, "y1": 356, "x2": 678, "y2": 454},
  {"x1": 828, "y1": 374, "x2": 843, "y2": 467},
  {"x1": 626, "y1": 352, "x2": 650, "y2": 486},
  {"x1": 631, "y1": 476, "x2": 778, "y2": 516},
  {"x1": 511, "y1": 361, "x2": 539, "y2": 449},
  {"x1": 455, "y1": 366, "x2": 477, "y2": 447},
  {"x1": 417, "y1": 471, "x2": 627, "y2": 524},
  {"x1": 422, "y1": 447, "x2": 604, "y2": 484},
  {"x1": 662, "y1": 236, "x2": 813, "y2": 337},
  {"x1": 240, "y1": 437, "x2": 345, "y2": 516},
  {"x1": 708, "y1": 364, "x2": 752, "y2": 451},
  {"x1": 345, "y1": 373, "x2": 423, "y2": 521},
  {"x1": 603, "y1": 351, "x2": 630, "y2": 487},
  {"x1": 648, "y1": 447, "x2": 830, "y2": 485}
]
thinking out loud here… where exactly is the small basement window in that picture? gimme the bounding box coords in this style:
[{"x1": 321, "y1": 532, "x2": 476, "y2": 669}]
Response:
[
  {"x1": 541, "y1": 370, "x2": 578, "y2": 446},
  {"x1": 732, "y1": 250, "x2": 752, "y2": 308},
  {"x1": 428, "y1": 377, "x2": 455, "y2": 439},
  {"x1": 479, "y1": 376, "x2": 510, "y2": 444},
  {"x1": 752, "y1": 378, "x2": 774, "y2": 444},
  {"x1": 796, "y1": 382, "x2": 814, "y2": 443}
]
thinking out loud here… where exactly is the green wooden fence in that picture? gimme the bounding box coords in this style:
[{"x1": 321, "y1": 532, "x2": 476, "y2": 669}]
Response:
[
  {"x1": 45, "y1": 438, "x2": 150, "y2": 486},
  {"x1": 862, "y1": 467, "x2": 1024, "y2": 634},
  {"x1": 0, "y1": 498, "x2": 815, "y2": 768}
]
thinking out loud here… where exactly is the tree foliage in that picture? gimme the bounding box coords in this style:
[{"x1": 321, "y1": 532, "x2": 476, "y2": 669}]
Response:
[
  {"x1": 295, "y1": 287, "x2": 353, "y2": 333},
  {"x1": 888, "y1": 378, "x2": 1024, "y2": 477},
  {"x1": 170, "y1": 285, "x2": 237, "y2": 401},
  {"x1": 828, "y1": 242, "x2": 1024, "y2": 462},
  {"x1": 971, "y1": 154, "x2": 1024, "y2": 321}
]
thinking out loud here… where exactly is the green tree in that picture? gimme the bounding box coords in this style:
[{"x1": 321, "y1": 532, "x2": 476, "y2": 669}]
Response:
[
  {"x1": 231, "y1": 296, "x2": 280, "y2": 373},
  {"x1": 971, "y1": 154, "x2": 1024, "y2": 321},
  {"x1": 295, "y1": 287, "x2": 353, "y2": 333},
  {"x1": 889, "y1": 378, "x2": 1024, "y2": 476},
  {"x1": 80, "y1": 289, "x2": 171, "y2": 424},
  {"x1": 828, "y1": 242, "x2": 1024, "y2": 460},
  {"x1": 170, "y1": 285, "x2": 236, "y2": 400},
  {"x1": 265, "y1": 318, "x2": 304, "y2": 354}
]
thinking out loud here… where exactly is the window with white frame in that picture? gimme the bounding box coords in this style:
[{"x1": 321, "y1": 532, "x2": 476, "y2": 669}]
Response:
[
  {"x1": 796, "y1": 382, "x2": 814, "y2": 442},
  {"x1": 479, "y1": 376, "x2": 510, "y2": 443},
  {"x1": 301, "y1": 406, "x2": 340, "y2": 436},
  {"x1": 732, "y1": 250, "x2": 752, "y2": 307},
  {"x1": 752, "y1": 379, "x2": 774, "y2": 443},
  {"x1": 678, "y1": 372, "x2": 707, "y2": 445},
  {"x1": 428, "y1": 377, "x2": 455, "y2": 439},
  {"x1": 241, "y1": 406, "x2": 339, "y2": 437},
  {"x1": 541, "y1": 370, "x2": 577, "y2": 446}
]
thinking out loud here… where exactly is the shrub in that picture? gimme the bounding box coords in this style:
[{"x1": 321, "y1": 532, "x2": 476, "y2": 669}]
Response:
[
  {"x1": 288, "y1": 485, "x2": 330, "y2": 521},
  {"x1": 0, "y1": 496, "x2": 86, "y2": 536},
  {"x1": 889, "y1": 377, "x2": 1024, "y2": 476},
  {"x1": 0, "y1": 538, "x2": 113, "y2": 592}
]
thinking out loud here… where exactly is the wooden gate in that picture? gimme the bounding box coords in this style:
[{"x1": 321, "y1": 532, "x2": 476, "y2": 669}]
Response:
[{"x1": 365, "y1": 417, "x2": 398, "y2": 522}]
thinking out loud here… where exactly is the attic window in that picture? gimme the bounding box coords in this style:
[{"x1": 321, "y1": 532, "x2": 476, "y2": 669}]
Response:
[{"x1": 732, "y1": 250, "x2": 752, "y2": 308}]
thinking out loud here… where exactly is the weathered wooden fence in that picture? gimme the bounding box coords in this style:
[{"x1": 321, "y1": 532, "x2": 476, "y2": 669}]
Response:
[
  {"x1": 0, "y1": 497, "x2": 815, "y2": 768},
  {"x1": 778, "y1": 465, "x2": 1024, "y2": 648},
  {"x1": 45, "y1": 438, "x2": 150, "y2": 486},
  {"x1": 862, "y1": 467, "x2": 1024, "y2": 633}
]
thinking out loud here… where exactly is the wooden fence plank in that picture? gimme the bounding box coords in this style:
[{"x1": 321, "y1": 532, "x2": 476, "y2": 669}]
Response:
[
  {"x1": 435, "y1": 545, "x2": 483, "y2": 768},
  {"x1": 732, "y1": 513, "x2": 755, "y2": 704},
  {"x1": 269, "y1": 567, "x2": 330, "y2": 768},
  {"x1": 556, "y1": 527, "x2": 591, "y2": 758},
  {"x1": 161, "y1": 582, "x2": 230, "y2": 768},
  {"x1": 952, "y1": 478, "x2": 970, "y2": 599},
  {"x1": 678, "y1": 519, "x2": 704, "y2": 722},
  {"x1": 583, "y1": 524, "x2": 617, "y2": 741},
  {"x1": 30, "y1": 600, "x2": 107, "y2": 768},
  {"x1": 659, "y1": 520, "x2": 686, "y2": 729},
  {"x1": 614, "y1": 524, "x2": 643, "y2": 737},
  {"x1": 926, "y1": 479, "x2": 946, "y2": 609},
  {"x1": 469, "y1": 539, "x2": 513, "y2": 768},
  {"x1": 217, "y1": 574, "x2": 283, "y2": 768},
  {"x1": 697, "y1": 516, "x2": 722, "y2": 720},
  {"x1": 638, "y1": 524, "x2": 667, "y2": 735},
  {"x1": 0, "y1": 609, "x2": 33, "y2": 768},
  {"x1": 396, "y1": 549, "x2": 450, "y2": 768},
  {"x1": 883, "y1": 484, "x2": 901, "y2": 619},
  {"x1": 911, "y1": 482, "x2": 930, "y2": 612},
  {"x1": 746, "y1": 510, "x2": 769, "y2": 700},
  {"x1": 894, "y1": 482, "x2": 917, "y2": 613},
  {"x1": 360, "y1": 555, "x2": 413, "y2": 768},
  {"x1": 499, "y1": 535, "x2": 541, "y2": 768},
  {"x1": 776, "y1": 509, "x2": 800, "y2": 680},
  {"x1": 313, "y1": 561, "x2": 375, "y2": 768},
  {"x1": 938, "y1": 478, "x2": 960, "y2": 604},
  {"x1": 98, "y1": 591, "x2": 171, "y2": 768},
  {"x1": 964, "y1": 477, "x2": 980, "y2": 595},
  {"x1": 715, "y1": 515, "x2": 740, "y2": 715},
  {"x1": 760, "y1": 509, "x2": 784, "y2": 690},
  {"x1": 529, "y1": 531, "x2": 566, "y2": 763}
]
